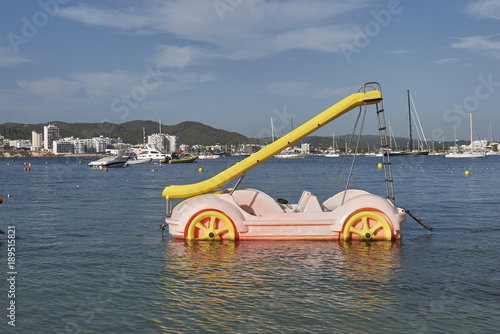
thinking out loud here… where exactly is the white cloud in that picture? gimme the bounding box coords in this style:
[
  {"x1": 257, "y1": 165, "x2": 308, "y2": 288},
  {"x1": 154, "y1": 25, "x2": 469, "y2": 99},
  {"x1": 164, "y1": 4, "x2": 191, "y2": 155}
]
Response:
[
  {"x1": 58, "y1": 4, "x2": 151, "y2": 31},
  {"x1": 434, "y1": 57, "x2": 460, "y2": 64},
  {"x1": 59, "y1": 0, "x2": 371, "y2": 61},
  {"x1": 0, "y1": 47, "x2": 30, "y2": 68},
  {"x1": 452, "y1": 35, "x2": 500, "y2": 58},
  {"x1": 464, "y1": 0, "x2": 500, "y2": 20},
  {"x1": 153, "y1": 45, "x2": 220, "y2": 68},
  {"x1": 17, "y1": 77, "x2": 82, "y2": 96}
]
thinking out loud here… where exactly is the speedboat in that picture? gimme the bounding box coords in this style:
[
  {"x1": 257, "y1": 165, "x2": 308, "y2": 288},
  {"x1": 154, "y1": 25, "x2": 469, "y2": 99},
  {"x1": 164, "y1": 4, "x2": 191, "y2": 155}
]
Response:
[{"x1": 88, "y1": 156, "x2": 129, "y2": 168}]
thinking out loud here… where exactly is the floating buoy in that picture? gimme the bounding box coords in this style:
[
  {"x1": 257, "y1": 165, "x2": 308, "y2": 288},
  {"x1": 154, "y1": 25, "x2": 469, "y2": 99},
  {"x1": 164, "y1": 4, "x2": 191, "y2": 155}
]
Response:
[
  {"x1": 28, "y1": 167, "x2": 31, "y2": 171},
  {"x1": 79, "y1": 161, "x2": 82, "y2": 164},
  {"x1": 199, "y1": 167, "x2": 203, "y2": 173},
  {"x1": 7, "y1": 163, "x2": 9, "y2": 166},
  {"x1": 23, "y1": 167, "x2": 27, "y2": 171},
  {"x1": 66, "y1": 162, "x2": 68, "y2": 164},
  {"x1": 465, "y1": 170, "x2": 470, "y2": 176},
  {"x1": 46, "y1": 162, "x2": 48, "y2": 164},
  {"x1": 377, "y1": 163, "x2": 382, "y2": 169},
  {"x1": 29, "y1": 163, "x2": 31, "y2": 167},
  {"x1": 151, "y1": 169, "x2": 156, "y2": 172},
  {"x1": 104, "y1": 168, "x2": 108, "y2": 172}
]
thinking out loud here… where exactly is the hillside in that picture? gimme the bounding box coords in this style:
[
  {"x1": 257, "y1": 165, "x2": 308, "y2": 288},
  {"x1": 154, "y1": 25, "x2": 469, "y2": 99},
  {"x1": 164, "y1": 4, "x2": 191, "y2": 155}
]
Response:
[{"x1": 0, "y1": 120, "x2": 258, "y2": 146}]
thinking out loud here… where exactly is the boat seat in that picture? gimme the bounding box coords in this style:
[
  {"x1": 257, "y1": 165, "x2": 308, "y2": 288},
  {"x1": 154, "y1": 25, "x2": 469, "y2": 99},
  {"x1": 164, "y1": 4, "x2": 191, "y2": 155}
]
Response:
[
  {"x1": 232, "y1": 189, "x2": 284, "y2": 217},
  {"x1": 295, "y1": 191, "x2": 324, "y2": 213},
  {"x1": 322, "y1": 190, "x2": 371, "y2": 211}
]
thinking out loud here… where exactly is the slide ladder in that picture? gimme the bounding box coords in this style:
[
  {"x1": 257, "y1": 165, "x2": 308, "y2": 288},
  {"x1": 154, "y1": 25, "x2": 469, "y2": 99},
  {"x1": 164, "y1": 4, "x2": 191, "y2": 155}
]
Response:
[
  {"x1": 370, "y1": 84, "x2": 395, "y2": 204},
  {"x1": 163, "y1": 85, "x2": 383, "y2": 200}
]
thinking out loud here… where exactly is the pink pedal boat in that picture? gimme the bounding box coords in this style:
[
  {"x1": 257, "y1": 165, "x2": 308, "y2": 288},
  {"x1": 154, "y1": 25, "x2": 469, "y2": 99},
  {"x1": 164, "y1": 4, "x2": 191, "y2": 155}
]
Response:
[{"x1": 162, "y1": 83, "x2": 407, "y2": 241}]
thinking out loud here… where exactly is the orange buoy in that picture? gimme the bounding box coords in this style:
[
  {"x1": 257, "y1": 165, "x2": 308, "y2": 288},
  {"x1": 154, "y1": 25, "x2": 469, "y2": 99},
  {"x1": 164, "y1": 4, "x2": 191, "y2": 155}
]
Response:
[{"x1": 104, "y1": 168, "x2": 108, "y2": 172}]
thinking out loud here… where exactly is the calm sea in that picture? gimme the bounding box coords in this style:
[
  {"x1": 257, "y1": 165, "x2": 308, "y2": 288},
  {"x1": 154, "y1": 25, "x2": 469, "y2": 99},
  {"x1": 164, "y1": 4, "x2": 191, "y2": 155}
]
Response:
[{"x1": 0, "y1": 155, "x2": 499, "y2": 333}]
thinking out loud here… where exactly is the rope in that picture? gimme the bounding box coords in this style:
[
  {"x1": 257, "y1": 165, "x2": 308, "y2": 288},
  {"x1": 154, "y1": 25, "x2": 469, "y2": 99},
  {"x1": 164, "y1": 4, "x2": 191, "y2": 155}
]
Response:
[{"x1": 137, "y1": 222, "x2": 168, "y2": 237}]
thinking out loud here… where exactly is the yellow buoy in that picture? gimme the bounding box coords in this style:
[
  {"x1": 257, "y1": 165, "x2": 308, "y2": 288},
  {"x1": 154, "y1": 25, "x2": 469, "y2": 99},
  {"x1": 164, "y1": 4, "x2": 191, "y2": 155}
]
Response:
[
  {"x1": 199, "y1": 167, "x2": 203, "y2": 173},
  {"x1": 46, "y1": 162, "x2": 48, "y2": 164},
  {"x1": 151, "y1": 169, "x2": 156, "y2": 172},
  {"x1": 465, "y1": 170, "x2": 470, "y2": 176},
  {"x1": 377, "y1": 163, "x2": 382, "y2": 169}
]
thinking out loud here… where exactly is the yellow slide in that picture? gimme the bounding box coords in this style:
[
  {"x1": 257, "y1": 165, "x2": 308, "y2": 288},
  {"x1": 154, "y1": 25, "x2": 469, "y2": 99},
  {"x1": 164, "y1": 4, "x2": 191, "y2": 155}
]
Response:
[{"x1": 163, "y1": 89, "x2": 382, "y2": 199}]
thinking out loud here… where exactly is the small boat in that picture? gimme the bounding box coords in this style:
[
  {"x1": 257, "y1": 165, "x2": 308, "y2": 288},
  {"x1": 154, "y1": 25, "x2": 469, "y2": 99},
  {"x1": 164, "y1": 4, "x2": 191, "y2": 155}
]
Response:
[
  {"x1": 89, "y1": 156, "x2": 129, "y2": 168},
  {"x1": 198, "y1": 155, "x2": 220, "y2": 160},
  {"x1": 324, "y1": 132, "x2": 340, "y2": 157},
  {"x1": 125, "y1": 158, "x2": 152, "y2": 165},
  {"x1": 445, "y1": 112, "x2": 485, "y2": 158},
  {"x1": 445, "y1": 151, "x2": 485, "y2": 158},
  {"x1": 162, "y1": 155, "x2": 198, "y2": 164}
]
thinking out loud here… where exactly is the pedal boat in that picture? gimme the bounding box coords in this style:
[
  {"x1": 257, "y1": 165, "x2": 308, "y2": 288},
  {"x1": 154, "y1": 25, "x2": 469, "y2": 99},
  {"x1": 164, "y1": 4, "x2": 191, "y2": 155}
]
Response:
[{"x1": 162, "y1": 83, "x2": 406, "y2": 241}]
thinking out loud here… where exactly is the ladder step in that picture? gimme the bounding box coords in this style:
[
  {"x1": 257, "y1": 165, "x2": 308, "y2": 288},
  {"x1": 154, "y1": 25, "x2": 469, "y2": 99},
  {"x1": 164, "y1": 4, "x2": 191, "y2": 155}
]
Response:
[
  {"x1": 385, "y1": 179, "x2": 393, "y2": 183},
  {"x1": 379, "y1": 126, "x2": 386, "y2": 131},
  {"x1": 376, "y1": 109, "x2": 385, "y2": 114}
]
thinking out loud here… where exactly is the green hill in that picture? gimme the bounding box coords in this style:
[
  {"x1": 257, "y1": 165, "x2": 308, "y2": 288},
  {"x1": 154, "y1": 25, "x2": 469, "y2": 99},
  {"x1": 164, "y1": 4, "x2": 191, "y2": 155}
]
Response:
[{"x1": 0, "y1": 120, "x2": 258, "y2": 146}]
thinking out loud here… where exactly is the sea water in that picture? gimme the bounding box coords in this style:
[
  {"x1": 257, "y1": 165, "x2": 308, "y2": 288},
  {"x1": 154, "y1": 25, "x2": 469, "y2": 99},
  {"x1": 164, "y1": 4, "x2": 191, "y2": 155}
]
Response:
[{"x1": 0, "y1": 155, "x2": 499, "y2": 333}]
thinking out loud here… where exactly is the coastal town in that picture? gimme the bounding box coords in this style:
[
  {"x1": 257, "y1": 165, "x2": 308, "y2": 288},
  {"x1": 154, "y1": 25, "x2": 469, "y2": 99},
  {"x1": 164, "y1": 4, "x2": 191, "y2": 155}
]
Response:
[{"x1": 0, "y1": 123, "x2": 271, "y2": 157}]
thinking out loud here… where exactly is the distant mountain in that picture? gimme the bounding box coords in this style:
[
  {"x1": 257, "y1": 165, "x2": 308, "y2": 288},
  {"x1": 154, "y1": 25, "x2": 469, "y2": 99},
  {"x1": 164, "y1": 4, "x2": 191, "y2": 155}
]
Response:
[{"x1": 0, "y1": 120, "x2": 258, "y2": 146}]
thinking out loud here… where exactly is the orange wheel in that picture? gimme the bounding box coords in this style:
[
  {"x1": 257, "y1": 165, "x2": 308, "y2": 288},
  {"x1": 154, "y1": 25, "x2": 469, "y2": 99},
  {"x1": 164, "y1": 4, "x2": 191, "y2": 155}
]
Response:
[
  {"x1": 343, "y1": 210, "x2": 393, "y2": 241},
  {"x1": 186, "y1": 210, "x2": 237, "y2": 241}
]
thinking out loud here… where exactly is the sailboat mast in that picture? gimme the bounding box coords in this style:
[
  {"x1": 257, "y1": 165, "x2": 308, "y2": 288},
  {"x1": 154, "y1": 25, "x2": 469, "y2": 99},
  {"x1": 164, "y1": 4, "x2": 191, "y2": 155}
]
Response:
[
  {"x1": 159, "y1": 118, "x2": 163, "y2": 152},
  {"x1": 408, "y1": 90, "x2": 413, "y2": 151},
  {"x1": 469, "y1": 112, "x2": 473, "y2": 146}
]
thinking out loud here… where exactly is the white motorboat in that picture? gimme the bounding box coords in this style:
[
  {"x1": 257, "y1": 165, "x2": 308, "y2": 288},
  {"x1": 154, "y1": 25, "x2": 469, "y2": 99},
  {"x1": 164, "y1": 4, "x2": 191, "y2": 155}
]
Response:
[
  {"x1": 131, "y1": 146, "x2": 168, "y2": 161},
  {"x1": 125, "y1": 158, "x2": 152, "y2": 165},
  {"x1": 89, "y1": 156, "x2": 129, "y2": 168},
  {"x1": 198, "y1": 155, "x2": 220, "y2": 160}
]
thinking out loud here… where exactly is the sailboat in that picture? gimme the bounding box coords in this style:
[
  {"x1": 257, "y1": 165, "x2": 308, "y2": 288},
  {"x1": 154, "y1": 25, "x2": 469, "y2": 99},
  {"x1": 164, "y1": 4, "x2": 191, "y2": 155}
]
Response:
[
  {"x1": 445, "y1": 112, "x2": 485, "y2": 158},
  {"x1": 272, "y1": 117, "x2": 307, "y2": 158},
  {"x1": 386, "y1": 90, "x2": 429, "y2": 156},
  {"x1": 324, "y1": 132, "x2": 339, "y2": 157}
]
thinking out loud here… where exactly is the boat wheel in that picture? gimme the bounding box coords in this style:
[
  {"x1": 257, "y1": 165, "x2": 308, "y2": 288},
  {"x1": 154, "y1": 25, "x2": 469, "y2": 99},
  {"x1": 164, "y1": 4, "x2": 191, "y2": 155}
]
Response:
[
  {"x1": 343, "y1": 210, "x2": 393, "y2": 241},
  {"x1": 186, "y1": 210, "x2": 236, "y2": 241}
]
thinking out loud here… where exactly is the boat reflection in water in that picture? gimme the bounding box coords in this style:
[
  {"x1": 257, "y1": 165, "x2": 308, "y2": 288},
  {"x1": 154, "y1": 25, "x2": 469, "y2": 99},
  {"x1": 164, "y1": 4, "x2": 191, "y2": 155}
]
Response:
[{"x1": 152, "y1": 239, "x2": 402, "y2": 333}]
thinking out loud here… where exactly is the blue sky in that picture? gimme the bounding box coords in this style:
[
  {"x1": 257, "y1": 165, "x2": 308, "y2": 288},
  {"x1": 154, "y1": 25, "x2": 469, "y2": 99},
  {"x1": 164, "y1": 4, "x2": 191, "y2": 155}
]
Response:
[{"x1": 1, "y1": 0, "x2": 500, "y2": 143}]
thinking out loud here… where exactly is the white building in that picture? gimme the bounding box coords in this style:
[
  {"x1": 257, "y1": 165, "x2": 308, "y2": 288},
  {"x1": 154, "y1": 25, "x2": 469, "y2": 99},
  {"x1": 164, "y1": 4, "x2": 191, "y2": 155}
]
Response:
[
  {"x1": 9, "y1": 139, "x2": 31, "y2": 150},
  {"x1": 44, "y1": 125, "x2": 60, "y2": 151},
  {"x1": 32, "y1": 131, "x2": 43, "y2": 151},
  {"x1": 53, "y1": 140, "x2": 74, "y2": 155},
  {"x1": 147, "y1": 133, "x2": 179, "y2": 153}
]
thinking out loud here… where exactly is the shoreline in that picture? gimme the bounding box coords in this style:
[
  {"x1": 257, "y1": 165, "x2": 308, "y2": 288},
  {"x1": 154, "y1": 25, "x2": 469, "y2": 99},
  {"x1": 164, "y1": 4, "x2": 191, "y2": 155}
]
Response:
[{"x1": 0, "y1": 150, "x2": 102, "y2": 158}]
